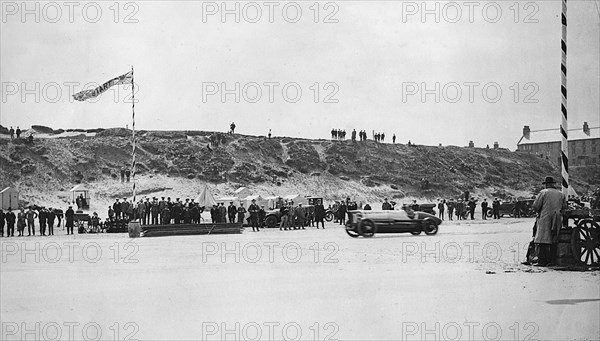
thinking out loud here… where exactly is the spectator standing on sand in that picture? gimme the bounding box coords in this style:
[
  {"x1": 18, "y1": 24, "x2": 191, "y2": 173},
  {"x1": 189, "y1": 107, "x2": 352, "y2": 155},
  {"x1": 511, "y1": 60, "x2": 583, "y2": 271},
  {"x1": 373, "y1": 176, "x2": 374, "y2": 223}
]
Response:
[
  {"x1": 182, "y1": 206, "x2": 191, "y2": 224},
  {"x1": 136, "y1": 200, "x2": 146, "y2": 224},
  {"x1": 447, "y1": 199, "x2": 454, "y2": 220},
  {"x1": 530, "y1": 176, "x2": 567, "y2": 266},
  {"x1": 481, "y1": 199, "x2": 488, "y2": 220},
  {"x1": 47, "y1": 208, "x2": 56, "y2": 235},
  {"x1": 279, "y1": 203, "x2": 290, "y2": 230},
  {"x1": 437, "y1": 200, "x2": 445, "y2": 220},
  {"x1": 338, "y1": 202, "x2": 347, "y2": 225},
  {"x1": 151, "y1": 199, "x2": 160, "y2": 225},
  {"x1": 248, "y1": 199, "x2": 260, "y2": 232},
  {"x1": 227, "y1": 202, "x2": 237, "y2": 223},
  {"x1": 492, "y1": 198, "x2": 500, "y2": 219},
  {"x1": 237, "y1": 203, "x2": 246, "y2": 224},
  {"x1": 468, "y1": 198, "x2": 476, "y2": 220},
  {"x1": 191, "y1": 204, "x2": 200, "y2": 224},
  {"x1": 125, "y1": 168, "x2": 131, "y2": 182},
  {"x1": 9, "y1": 127, "x2": 14, "y2": 139},
  {"x1": 17, "y1": 208, "x2": 26, "y2": 236},
  {"x1": 210, "y1": 205, "x2": 218, "y2": 223},
  {"x1": 5, "y1": 209, "x2": 15, "y2": 237},
  {"x1": 219, "y1": 203, "x2": 227, "y2": 223},
  {"x1": 293, "y1": 203, "x2": 306, "y2": 230},
  {"x1": 120, "y1": 167, "x2": 126, "y2": 182},
  {"x1": 172, "y1": 199, "x2": 182, "y2": 224},
  {"x1": 0, "y1": 209, "x2": 5, "y2": 237},
  {"x1": 158, "y1": 197, "x2": 167, "y2": 223},
  {"x1": 38, "y1": 207, "x2": 48, "y2": 236},
  {"x1": 161, "y1": 205, "x2": 171, "y2": 224},
  {"x1": 113, "y1": 198, "x2": 121, "y2": 219},
  {"x1": 120, "y1": 198, "x2": 130, "y2": 220},
  {"x1": 65, "y1": 206, "x2": 75, "y2": 235},
  {"x1": 314, "y1": 200, "x2": 325, "y2": 229},
  {"x1": 26, "y1": 206, "x2": 38, "y2": 236},
  {"x1": 144, "y1": 198, "x2": 151, "y2": 224}
]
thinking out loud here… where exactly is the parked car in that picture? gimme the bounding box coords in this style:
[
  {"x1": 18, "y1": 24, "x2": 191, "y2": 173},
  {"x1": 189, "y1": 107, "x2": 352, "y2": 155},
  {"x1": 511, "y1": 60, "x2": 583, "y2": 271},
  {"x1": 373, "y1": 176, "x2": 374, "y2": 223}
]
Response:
[
  {"x1": 264, "y1": 197, "x2": 334, "y2": 228},
  {"x1": 345, "y1": 208, "x2": 441, "y2": 238}
]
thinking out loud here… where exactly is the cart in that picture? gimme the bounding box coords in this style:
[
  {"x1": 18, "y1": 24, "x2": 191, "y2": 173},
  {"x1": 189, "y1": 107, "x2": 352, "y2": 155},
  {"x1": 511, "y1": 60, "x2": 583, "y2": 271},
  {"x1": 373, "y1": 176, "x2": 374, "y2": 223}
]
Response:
[{"x1": 565, "y1": 208, "x2": 600, "y2": 267}]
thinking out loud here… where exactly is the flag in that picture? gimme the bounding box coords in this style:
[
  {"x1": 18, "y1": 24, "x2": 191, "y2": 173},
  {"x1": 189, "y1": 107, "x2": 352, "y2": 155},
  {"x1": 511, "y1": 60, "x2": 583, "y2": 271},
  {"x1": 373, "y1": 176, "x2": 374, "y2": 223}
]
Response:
[{"x1": 73, "y1": 71, "x2": 133, "y2": 101}]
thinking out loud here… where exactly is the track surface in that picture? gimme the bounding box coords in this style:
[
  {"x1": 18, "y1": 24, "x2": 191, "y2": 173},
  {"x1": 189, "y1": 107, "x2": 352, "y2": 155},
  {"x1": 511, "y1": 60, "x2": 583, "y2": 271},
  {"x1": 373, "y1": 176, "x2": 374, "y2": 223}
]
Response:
[{"x1": 1, "y1": 218, "x2": 599, "y2": 340}]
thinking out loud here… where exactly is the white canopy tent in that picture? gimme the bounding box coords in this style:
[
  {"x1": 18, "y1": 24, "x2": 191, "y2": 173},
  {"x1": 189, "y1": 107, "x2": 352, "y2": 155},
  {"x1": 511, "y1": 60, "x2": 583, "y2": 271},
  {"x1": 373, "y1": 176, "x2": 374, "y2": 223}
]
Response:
[
  {"x1": 264, "y1": 195, "x2": 282, "y2": 209},
  {"x1": 195, "y1": 185, "x2": 218, "y2": 208},
  {"x1": 241, "y1": 195, "x2": 268, "y2": 208},
  {"x1": 282, "y1": 194, "x2": 307, "y2": 205}
]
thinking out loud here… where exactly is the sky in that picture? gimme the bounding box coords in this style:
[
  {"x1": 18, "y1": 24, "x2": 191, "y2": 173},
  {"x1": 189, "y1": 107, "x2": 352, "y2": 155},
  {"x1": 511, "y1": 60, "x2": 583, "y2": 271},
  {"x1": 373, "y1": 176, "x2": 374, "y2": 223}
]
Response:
[{"x1": 1, "y1": 0, "x2": 599, "y2": 149}]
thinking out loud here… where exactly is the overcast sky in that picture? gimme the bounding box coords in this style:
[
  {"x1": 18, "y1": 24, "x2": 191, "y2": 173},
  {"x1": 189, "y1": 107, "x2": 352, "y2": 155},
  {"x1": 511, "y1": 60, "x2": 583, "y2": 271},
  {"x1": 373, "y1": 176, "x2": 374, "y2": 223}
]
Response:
[{"x1": 1, "y1": 0, "x2": 599, "y2": 149}]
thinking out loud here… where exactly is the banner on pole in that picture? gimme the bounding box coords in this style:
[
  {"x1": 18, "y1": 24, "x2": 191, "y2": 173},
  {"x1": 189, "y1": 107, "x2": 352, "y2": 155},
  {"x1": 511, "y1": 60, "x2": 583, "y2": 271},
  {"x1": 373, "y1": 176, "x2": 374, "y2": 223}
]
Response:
[{"x1": 73, "y1": 71, "x2": 133, "y2": 101}]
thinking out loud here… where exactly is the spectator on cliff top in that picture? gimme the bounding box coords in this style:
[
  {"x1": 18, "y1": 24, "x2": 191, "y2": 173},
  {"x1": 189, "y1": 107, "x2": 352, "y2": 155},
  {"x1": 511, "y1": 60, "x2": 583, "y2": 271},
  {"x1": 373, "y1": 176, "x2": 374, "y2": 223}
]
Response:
[
  {"x1": 230, "y1": 122, "x2": 236, "y2": 134},
  {"x1": 15, "y1": 127, "x2": 21, "y2": 138},
  {"x1": 9, "y1": 127, "x2": 14, "y2": 139}
]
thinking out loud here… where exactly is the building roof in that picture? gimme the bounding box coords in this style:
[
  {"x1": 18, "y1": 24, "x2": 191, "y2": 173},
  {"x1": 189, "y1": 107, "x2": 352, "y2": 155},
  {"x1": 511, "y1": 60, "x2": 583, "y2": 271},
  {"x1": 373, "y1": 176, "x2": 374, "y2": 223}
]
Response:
[
  {"x1": 0, "y1": 187, "x2": 18, "y2": 194},
  {"x1": 518, "y1": 128, "x2": 599, "y2": 145}
]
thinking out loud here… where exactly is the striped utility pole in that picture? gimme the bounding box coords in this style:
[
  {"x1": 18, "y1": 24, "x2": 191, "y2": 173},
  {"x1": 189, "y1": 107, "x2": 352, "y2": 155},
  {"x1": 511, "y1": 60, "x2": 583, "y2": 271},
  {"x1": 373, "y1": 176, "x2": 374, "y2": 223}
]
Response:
[
  {"x1": 560, "y1": 0, "x2": 568, "y2": 195},
  {"x1": 131, "y1": 65, "x2": 137, "y2": 203}
]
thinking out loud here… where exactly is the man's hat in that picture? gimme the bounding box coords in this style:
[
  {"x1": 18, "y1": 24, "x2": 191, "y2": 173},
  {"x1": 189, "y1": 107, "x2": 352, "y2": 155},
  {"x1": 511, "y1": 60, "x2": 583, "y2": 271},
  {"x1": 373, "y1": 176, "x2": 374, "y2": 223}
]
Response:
[{"x1": 542, "y1": 176, "x2": 557, "y2": 184}]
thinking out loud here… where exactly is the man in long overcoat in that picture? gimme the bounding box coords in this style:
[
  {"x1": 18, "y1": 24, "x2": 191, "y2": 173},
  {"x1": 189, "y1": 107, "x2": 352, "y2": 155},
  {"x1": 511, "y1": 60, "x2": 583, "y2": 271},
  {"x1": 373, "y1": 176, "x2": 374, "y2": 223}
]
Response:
[{"x1": 531, "y1": 176, "x2": 567, "y2": 266}]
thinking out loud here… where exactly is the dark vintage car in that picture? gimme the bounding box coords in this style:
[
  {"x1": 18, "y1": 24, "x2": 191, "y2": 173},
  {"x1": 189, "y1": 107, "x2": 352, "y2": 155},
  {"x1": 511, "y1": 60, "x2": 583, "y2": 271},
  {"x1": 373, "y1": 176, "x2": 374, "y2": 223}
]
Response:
[
  {"x1": 264, "y1": 197, "x2": 333, "y2": 228},
  {"x1": 345, "y1": 209, "x2": 441, "y2": 238},
  {"x1": 485, "y1": 199, "x2": 535, "y2": 218}
]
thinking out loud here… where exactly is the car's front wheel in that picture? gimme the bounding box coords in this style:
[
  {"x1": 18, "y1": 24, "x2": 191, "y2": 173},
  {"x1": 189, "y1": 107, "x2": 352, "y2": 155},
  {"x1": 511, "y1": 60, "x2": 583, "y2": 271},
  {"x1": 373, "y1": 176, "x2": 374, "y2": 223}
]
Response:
[
  {"x1": 265, "y1": 215, "x2": 278, "y2": 228},
  {"x1": 359, "y1": 220, "x2": 377, "y2": 237},
  {"x1": 423, "y1": 220, "x2": 438, "y2": 235},
  {"x1": 345, "y1": 227, "x2": 360, "y2": 238},
  {"x1": 410, "y1": 230, "x2": 422, "y2": 235}
]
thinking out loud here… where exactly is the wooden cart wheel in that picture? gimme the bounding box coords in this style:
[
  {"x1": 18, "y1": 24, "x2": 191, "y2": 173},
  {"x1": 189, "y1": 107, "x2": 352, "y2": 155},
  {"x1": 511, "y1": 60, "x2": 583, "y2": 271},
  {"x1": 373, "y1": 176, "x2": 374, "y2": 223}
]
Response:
[{"x1": 571, "y1": 219, "x2": 600, "y2": 266}]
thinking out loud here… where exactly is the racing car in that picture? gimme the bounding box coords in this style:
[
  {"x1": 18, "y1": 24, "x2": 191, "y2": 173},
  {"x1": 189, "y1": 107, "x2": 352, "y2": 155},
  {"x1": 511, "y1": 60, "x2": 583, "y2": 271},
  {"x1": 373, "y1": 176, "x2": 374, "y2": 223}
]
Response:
[{"x1": 345, "y1": 207, "x2": 441, "y2": 238}]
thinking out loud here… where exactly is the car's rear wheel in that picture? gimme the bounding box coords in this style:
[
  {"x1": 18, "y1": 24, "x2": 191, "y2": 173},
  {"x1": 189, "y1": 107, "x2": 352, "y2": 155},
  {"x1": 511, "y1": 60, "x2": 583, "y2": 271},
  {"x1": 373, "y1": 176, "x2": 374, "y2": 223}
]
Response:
[
  {"x1": 325, "y1": 211, "x2": 334, "y2": 222},
  {"x1": 423, "y1": 220, "x2": 438, "y2": 235},
  {"x1": 265, "y1": 215, "x2": 278, "y2": 228},
  {"x1": 410, "y1": 230, "x2": 422, "y2": 235},
  {"x1": 359, "y1": 220, "x2": 376, "y2": 237}
]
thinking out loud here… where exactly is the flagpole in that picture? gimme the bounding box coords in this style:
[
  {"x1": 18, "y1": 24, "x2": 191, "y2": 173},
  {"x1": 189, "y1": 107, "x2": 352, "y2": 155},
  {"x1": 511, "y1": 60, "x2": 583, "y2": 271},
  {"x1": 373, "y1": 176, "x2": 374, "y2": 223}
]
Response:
[{"x1": 131, "y1": 65, "x2": 137, "y2": 206}]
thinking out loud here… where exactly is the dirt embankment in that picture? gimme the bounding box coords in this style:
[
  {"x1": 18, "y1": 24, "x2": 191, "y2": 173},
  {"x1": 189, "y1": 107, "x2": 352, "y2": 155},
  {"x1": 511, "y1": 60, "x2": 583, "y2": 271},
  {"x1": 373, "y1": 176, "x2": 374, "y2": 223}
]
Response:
[{"x1": 1, "y1": 126, "x2": 597, "y2": 209}]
